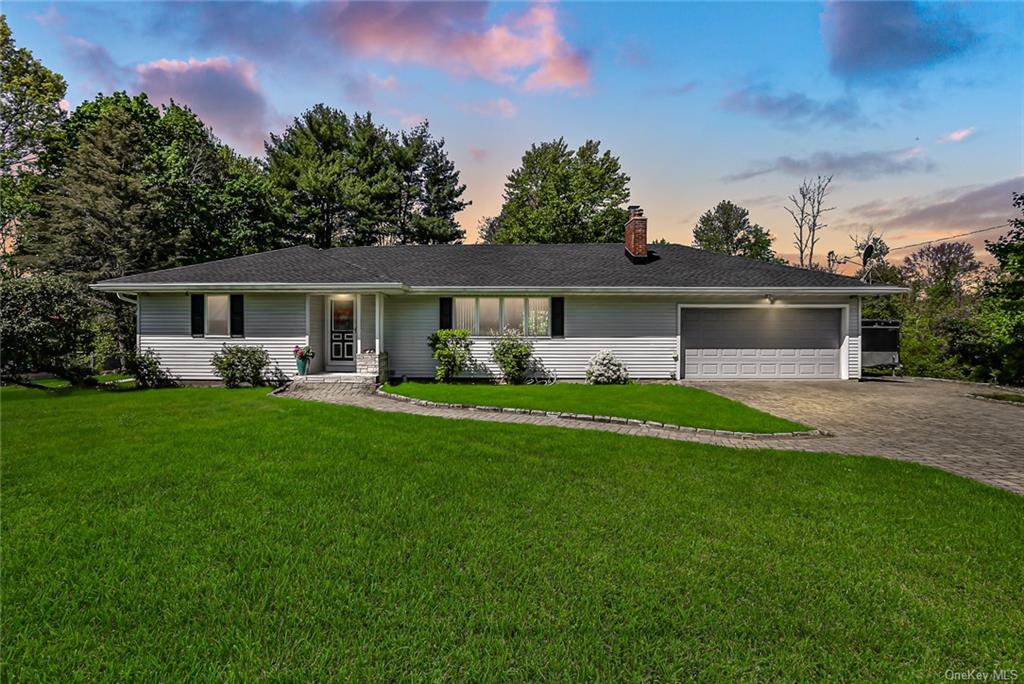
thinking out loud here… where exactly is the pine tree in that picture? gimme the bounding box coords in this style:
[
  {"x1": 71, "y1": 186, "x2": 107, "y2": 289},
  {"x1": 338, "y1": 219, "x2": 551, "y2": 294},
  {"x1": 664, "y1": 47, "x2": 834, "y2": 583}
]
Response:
[{"x1": 495, "y1": 138, "x2": 630, "y2": 244}]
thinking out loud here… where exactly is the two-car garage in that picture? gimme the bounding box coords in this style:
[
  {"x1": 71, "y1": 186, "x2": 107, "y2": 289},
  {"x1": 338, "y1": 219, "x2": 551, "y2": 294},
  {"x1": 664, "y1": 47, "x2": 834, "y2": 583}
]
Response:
[{"x1": 680, "y1": 307, "x2": 844, "y2": 379}]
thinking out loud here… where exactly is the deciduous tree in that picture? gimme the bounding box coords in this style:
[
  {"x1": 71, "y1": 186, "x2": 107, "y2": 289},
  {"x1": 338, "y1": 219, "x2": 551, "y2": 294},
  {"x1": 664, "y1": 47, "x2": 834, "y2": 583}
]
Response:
[{"x1": 786, "y1": 175, "x2": 833, "y2": 268}]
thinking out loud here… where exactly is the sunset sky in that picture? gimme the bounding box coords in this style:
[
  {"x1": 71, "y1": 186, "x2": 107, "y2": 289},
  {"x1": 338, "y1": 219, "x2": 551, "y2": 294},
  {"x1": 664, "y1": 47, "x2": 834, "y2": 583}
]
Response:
[{"x1": 7, "y1": 1, "x2": 1022, "y2": 264}]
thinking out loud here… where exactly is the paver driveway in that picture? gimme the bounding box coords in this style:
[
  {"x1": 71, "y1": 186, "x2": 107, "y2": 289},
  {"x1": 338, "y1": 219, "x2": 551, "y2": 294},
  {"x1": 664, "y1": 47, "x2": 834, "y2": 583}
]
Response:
[
  {"x1": 283, "y1": 377, "x2": 1024, "y2": 495},
  {"x1": 692, "y1": 377, "x2": 1024, "y2": 494}
]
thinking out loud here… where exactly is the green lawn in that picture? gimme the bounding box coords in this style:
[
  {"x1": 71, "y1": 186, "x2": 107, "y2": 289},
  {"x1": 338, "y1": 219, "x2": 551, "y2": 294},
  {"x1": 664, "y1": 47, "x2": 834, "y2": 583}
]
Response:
[
  {"x1": 976, "y1": 392, "x2": 1024, "y2": 404},
  {"x1": 384, "y1": 381, "x2": 811, "y2": 433},
  {"x1": 3, "y1": 387, "x2": 1022, "y2": 680}
]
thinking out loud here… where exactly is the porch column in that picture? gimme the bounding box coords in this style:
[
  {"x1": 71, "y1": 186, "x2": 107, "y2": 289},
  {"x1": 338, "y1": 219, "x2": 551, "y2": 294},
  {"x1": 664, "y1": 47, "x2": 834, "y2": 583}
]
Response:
[{"x1": 375, "y1": 293, "x2": 382, "y2": 352}]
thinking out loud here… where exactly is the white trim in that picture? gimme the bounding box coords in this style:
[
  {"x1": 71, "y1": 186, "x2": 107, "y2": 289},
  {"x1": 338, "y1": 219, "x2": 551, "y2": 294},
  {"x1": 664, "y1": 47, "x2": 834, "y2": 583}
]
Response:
[
  {"x1": 304, "y1": 294, "x2": 310, "y2": 349},
  {"x1": 92, "y1": 282, "x2": 406, "y2": 293},
  {"x1": 324, "y1": 294, "x2": 357, "y2": 370},
  {"x1": 93, "y1": 282, "x2": 908, "y2": 296},
  {"x1": 355, "y1": 295, "x2": 362, "y2": 356},
  {"x1": 676, "y1": 302, "x2": 851, "y2": 380},
  {"x1": 204, "y1": 294, "x2": 231, "y2": 338},
  {"x1": 375, "y1": 293, "x2": 382, "y2": 353}
]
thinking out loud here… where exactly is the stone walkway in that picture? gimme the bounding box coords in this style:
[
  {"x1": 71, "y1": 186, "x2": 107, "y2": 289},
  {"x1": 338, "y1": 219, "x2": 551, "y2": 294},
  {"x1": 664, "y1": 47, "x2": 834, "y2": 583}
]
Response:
[{"x1": 279, "y1": 378, "x2": 1024, "y2": 495}]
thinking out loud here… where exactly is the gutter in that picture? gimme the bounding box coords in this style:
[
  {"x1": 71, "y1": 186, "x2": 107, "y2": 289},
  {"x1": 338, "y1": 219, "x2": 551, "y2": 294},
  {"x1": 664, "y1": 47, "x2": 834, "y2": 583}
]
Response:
[{"x1": 91, "y1": 282, "x2": 908, "y2": 297}]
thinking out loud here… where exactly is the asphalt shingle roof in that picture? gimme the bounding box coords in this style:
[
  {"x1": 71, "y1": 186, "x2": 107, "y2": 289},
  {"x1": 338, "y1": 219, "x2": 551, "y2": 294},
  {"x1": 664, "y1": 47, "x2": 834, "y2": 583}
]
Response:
[{"x1": 95, "y1": 243, "x2": 883, "y2": 289}]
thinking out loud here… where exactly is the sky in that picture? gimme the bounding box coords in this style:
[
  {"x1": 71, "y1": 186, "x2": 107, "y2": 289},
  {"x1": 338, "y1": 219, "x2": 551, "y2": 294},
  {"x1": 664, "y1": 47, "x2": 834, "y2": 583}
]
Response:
[{"x1": 6, "y1": 0, "x2": 1023, "y2": 265}]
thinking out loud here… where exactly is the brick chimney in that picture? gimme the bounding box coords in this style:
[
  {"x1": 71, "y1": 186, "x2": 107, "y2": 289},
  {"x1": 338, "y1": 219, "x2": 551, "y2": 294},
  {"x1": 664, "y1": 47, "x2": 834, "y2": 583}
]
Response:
[{"x1": 625, "y1": 205, "x2": 647, "y2": 258}]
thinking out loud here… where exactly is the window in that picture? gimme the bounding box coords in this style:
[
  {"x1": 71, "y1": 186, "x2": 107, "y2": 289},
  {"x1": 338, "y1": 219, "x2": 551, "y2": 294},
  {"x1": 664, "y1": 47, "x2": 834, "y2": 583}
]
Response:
[
  {"x1": 527, "y1": 298, "x2": 550, "y2": 336},
  {"x1": 206, "y1": 295, "x2": 230, "y2": 336},
  {"x1": 479, "y1": 298, "x2": 500, "y2": 335},
  {"x1": 454, "y1": 297, "x2": 475, "y2": 331},
  {"x1": 446, "y1": 297, "x2": 551, "y2": 337},
  {"x1": 502, "y1": 298, "x2": 524, "y2": 333}
]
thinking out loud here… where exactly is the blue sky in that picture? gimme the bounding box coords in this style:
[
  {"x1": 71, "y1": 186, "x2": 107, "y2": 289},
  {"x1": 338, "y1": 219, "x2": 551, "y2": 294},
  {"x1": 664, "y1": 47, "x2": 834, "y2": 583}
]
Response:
[{"x1": 6, "y1": 1, "x2": 1022, "y2": 261}]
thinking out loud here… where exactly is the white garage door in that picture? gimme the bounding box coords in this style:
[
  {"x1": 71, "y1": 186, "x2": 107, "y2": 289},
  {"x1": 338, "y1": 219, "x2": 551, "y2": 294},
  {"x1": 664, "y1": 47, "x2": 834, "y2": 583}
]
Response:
[{"x1": 681, "y1": 308, "x2": 842, "y2": 379}]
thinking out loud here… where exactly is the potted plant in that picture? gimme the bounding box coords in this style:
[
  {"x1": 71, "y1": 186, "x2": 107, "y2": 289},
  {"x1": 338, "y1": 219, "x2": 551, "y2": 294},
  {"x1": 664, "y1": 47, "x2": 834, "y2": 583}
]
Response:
[{"x1": 293, "y1": 344, "x2": 315, "y2": 375}]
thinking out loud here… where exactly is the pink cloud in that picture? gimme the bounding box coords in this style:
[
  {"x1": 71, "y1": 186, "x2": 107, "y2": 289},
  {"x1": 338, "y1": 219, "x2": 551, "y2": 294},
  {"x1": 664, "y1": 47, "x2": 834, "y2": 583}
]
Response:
[
  {"x1": 344, "y1": 73, "x2": 402, "y2": 106},
  {"x1": 32, "y1": 4, "x2": 63, "y2": 27},
  {"x1": 135, "y1": 57, "x2": 274, "y2": 155},
  {"x1": 319, "y1": 2, "x2": 589, "y2": 91},
  {"x1": 461, "y1": 97, "x2": 517, "y2": 118},
  {"x1": 399, "y1": 112, "x2": 427, "y2": 127},
  {"x1": 468, "y1": 146, "x2": 488, "y2": 162},
  {"x1": 939, "y1": 127, "x2": 975, "y2": 143}
]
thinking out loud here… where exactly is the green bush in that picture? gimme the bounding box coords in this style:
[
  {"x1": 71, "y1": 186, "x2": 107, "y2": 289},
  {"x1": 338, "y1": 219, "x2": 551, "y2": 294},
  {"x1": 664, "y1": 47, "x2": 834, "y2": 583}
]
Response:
[
  {"x1": 0, "y1": 274, "x2": 95, "y2": 385},
  {"x1": 490, "y1": 327, "x2": 533, "y2": 384},
  {"x1": 427, "y1": 329, "x2": 473, "y2": 382},
  {"x1": 211, "y1": 345, "x2": 272, "y2": 388},
  {"x1": 126, "y1": 349, "x2": 178, "y2": 389}
]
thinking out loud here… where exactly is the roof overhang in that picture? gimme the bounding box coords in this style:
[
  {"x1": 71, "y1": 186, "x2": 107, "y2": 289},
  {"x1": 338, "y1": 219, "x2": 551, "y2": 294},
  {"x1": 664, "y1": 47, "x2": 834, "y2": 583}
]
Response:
[
  {"x1": 90, "y1": 282, "x2": 407, "y2": 294},
  {"x1": 91, "y1": 282, "x2": 908, "y2": 296},
  {"x1": 405, "y1": 285, "x2": 909, "y2": 296}
]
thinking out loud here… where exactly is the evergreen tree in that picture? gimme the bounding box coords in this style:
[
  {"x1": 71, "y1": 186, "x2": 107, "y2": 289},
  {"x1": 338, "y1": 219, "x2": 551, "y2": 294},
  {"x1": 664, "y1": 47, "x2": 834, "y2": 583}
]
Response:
[
  {"x1": 411, "y1": 134, "x2": 468, "y2": 243},
  {"x1": 267, "y1": 107, "x2": 467, "y2": 247},
  {"x1": 692, "y1": 200, "x2": 781, "y2": 263},
  {"x1": 267, "y1": 104, "x2": 352, "y2": 249},
  {"x1": 495, "y1": 138, "x2": 630, "y2": 244}
]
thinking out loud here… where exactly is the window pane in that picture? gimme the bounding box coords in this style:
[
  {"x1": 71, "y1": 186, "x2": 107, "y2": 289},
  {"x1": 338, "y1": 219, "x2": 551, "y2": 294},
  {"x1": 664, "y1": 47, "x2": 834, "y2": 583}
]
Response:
[
  {"x1": 479, "y1": 298, "x2": 500, "y2": 335},
  {"x1": 207, "y1": 295, "x2": 229, "y2": 336},
  {"x1": 527, "y1": 298, "x2": 550, "y2": 336},
  {"x1": 503, "y1": 298, "x2": 524, "y2": 333},
  {"x1": 454, "y1": 297, "x2": 476, "y2": 333}
]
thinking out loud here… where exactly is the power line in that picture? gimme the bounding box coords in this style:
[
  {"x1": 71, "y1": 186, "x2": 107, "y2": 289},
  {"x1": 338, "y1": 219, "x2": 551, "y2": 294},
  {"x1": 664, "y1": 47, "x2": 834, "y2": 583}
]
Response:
[{"x1": 886, "y1": 222, "x2": 1011, "y2": 252}]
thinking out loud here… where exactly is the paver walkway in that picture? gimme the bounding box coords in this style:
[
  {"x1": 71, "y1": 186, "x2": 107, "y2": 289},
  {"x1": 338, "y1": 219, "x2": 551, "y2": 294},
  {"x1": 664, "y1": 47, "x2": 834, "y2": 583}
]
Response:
[{"x1": 280, "y1": 378, "x2": 1024, "y2": 495}]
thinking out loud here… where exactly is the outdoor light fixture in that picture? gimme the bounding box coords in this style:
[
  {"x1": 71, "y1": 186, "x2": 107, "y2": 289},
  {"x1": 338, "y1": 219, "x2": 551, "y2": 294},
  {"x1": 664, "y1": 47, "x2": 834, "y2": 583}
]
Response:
[{"x1": 765, "y1": 294, "x2": 776, "y2": 304}]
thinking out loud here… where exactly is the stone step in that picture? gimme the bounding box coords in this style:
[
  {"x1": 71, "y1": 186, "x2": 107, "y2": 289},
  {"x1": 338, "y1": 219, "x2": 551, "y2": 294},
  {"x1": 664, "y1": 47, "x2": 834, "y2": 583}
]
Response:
[{"x1": 292, "y1": 373, "x2": 379, "y2": 385}]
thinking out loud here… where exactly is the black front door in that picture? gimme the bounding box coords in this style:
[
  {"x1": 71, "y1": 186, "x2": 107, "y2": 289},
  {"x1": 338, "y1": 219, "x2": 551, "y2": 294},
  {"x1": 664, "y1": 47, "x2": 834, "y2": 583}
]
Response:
[{"x1": 330, "y1": 297, "x2": 355, "y2": 362}]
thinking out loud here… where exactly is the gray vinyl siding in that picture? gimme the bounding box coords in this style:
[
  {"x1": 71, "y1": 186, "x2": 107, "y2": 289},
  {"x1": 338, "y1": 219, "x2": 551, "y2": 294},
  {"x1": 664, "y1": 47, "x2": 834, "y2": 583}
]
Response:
[
  {"x1": 382, "y1": 294, "x2": 862, "y2": 381},
  {"x1": 383, "y1": 295, "x2": 678, "y2": 380},
  {"x1": 307, "y1": 295, "x2": 325, "y2": 374},
  {"x1": 138, "y1": 293, "x2": 307, "y2": 380}
]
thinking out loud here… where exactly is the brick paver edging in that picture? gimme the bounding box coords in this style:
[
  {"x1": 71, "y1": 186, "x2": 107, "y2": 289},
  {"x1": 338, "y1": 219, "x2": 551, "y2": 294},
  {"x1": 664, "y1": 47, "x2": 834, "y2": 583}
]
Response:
[
  {"x1": 967, "y1": 393, "x2": 1024, "y2": 408},
  {"x1": 373, "y1": 387, "x2": 829, "y2": 440}
]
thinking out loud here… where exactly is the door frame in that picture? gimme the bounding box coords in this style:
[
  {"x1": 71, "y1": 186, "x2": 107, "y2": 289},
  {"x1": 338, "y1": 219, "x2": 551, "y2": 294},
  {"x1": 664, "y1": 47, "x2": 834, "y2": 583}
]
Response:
[
  {"x1": 676, "y1": 302, "x2": 850, "y2": 380},
  {"x1": 324, "y1": 294, "x2": 360, "y2": 369}
]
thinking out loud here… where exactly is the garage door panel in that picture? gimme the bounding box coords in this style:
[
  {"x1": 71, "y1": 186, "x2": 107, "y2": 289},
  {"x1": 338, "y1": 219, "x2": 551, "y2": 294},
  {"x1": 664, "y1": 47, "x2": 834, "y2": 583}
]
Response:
[{"x1": 681, "y1": 308, "x2": 841, "y2": 379}]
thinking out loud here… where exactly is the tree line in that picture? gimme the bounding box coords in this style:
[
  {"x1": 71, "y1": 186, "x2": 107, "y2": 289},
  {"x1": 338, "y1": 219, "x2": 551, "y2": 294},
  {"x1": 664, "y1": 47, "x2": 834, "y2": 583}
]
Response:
[{"x1": 1, "y1": 15, "x2": 1021, "y2": 386}]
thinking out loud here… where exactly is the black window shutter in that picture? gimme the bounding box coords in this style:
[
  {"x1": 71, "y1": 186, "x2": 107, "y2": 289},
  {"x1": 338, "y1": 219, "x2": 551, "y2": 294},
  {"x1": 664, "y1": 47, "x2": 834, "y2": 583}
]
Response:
[
  {"x1": 191, "y1": 294, "x2": 204, "y2": 337},
  {"x1": 439, "y1": 297, "x2": 453, "y2": 329},
  {"x1": 230, "y1": 294, "x2": 245, "y2": 337},
  {"x1": 551, "y1": 297, "x2": 564, "y2": 337}
]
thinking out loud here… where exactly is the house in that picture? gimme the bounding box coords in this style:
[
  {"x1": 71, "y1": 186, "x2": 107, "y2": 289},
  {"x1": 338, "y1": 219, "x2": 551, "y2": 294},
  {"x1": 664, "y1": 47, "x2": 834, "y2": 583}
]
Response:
[{"x1": 92, "y1": 207, "x2": 904, "y2": 382}]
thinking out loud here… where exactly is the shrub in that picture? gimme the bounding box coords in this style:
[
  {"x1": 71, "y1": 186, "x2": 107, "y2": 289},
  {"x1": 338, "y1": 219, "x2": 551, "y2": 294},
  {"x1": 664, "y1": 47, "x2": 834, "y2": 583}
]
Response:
[
  {"x1": 0, "y1": 274, "x2": 95, "y2": 385},
  {"x1": 585, "y1": 350, "x2": 630, "y2": 385},
  {"x1": 126, "y1": 349, "x2": 178, "y2": 389},
  {"x1": 427, "y1": 329, "x2": 473, "y2": 382},
  {"x1": 211, "y1": 344, "x2": 272, "y2": 388},
  {"x1": 491, "y1": 327, "x2": 533, "y2": 384}
]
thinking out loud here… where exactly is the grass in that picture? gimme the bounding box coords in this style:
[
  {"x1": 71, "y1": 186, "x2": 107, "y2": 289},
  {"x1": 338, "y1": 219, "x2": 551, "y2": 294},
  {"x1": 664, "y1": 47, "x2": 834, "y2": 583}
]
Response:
[
  {"x1": 29, "y1": 373, "x2": 134, "y2": 389},
  {"x1": 975, "y1": 392, "x2": 1024, "y2": 404},
  {"x1": 3, "y1": 387, "x2": 1022, "y2": 680},
  {"x1": 384, "y1": 381, "x2": 811, "y2": 433}
]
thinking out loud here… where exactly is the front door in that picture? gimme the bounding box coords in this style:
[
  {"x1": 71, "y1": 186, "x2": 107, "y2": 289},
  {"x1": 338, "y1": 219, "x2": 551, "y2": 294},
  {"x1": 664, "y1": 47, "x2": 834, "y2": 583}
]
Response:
[{"x1": 330, "y1": 296, "x2": 355, "y2": 362}]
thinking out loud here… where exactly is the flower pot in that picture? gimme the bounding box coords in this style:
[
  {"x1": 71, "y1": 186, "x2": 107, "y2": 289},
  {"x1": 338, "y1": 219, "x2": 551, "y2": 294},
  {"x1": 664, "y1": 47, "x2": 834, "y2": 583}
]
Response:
[{"x1": 296, "y1": 357, "x2": 309, "y2": 375}]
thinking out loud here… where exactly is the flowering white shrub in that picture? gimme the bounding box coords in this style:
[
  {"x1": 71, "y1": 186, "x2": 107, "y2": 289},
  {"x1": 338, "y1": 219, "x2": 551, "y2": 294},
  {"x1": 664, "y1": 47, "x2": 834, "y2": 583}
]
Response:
[{"x1": 585, "y1": 350, "x2": 630, "y2": 385}]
